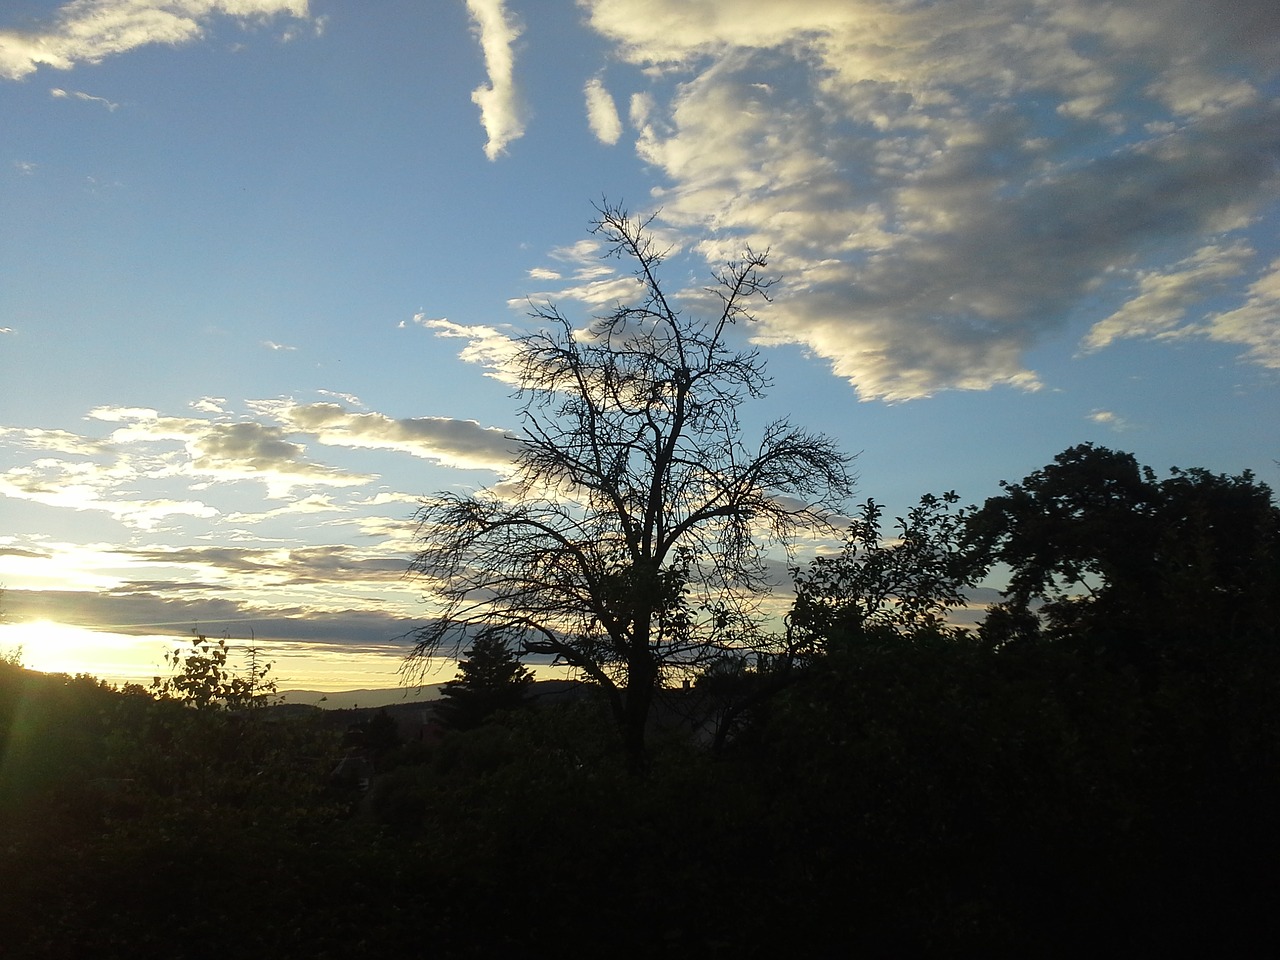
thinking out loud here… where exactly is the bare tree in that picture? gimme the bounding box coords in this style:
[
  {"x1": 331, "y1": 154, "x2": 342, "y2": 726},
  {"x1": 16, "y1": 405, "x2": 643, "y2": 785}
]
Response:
[{"x1": 406, "y1": 202, "x2": 854, "y2": 768}]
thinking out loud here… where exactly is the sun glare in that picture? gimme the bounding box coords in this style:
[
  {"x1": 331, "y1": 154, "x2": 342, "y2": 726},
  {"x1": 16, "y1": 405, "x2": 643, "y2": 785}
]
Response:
[{"x1": 0, "y1": 620, "x2": 171, "y2": 684}]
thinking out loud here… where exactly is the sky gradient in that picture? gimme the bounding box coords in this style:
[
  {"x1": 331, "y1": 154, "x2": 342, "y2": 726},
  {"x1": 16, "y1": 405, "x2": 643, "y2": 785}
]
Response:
[{"x1": 2, "y1": 0, "x2": 1278, "y2": 690}]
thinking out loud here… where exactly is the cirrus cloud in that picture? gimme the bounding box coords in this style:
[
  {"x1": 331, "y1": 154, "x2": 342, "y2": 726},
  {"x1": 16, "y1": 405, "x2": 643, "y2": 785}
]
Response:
[{"x1": 0, "y1": 0, "x2": 312, "y2": 81}]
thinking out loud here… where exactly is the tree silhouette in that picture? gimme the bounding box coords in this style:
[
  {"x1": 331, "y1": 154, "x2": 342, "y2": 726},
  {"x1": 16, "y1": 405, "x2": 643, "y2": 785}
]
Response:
[
  {"x1": 435, "y1": 633, "x2": 533, "y2": 730},
  {"x1": 152, "y1": 630, "x2": 276, "y2": 710},
  {"x1": 965, "y1": 443, "x2": 1280, "y2": 650},
  {"x1": 791, "y1": 491, "x2": 976, "y2": 650},
  {"x1": 407, "y1": 202, "x2": 853, "y2": 768}
]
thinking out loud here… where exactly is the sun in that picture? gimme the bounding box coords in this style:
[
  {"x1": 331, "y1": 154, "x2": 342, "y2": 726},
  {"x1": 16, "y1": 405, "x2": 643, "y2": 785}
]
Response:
[{"x1": 0, "y1": 620, "x2": 169, "y2": 684}]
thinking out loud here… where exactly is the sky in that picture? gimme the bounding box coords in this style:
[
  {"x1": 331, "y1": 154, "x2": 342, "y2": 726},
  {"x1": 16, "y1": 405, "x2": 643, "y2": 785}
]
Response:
[{"x1": 1, "y1": 0, "x2": 1278, "y2": 691}]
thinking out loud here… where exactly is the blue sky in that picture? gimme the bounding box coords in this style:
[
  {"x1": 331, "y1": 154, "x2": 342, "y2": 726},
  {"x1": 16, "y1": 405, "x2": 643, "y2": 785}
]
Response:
[{"x1": 1, "y1": 0, "x2": 1278, "y2": 689}]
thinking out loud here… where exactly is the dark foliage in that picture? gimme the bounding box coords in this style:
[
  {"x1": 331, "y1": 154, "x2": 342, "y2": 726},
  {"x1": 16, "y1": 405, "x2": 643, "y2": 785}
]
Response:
[
  {"x1": 4, "y1": 446, "x2": 1278, "y2": 955},
  {"x1": 965, "y1": 443, "x2": 1280, "y2": 653}
]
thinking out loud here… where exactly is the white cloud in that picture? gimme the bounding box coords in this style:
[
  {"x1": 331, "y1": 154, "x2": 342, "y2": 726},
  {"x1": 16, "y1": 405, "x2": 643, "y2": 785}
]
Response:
[
  {"x1": 570, "y1": 0, "x2": 1280, "y2": 400},
  {"x1": 1083, "y1": 242, "x2": 1254, "y2": 351},
  {"x1": 0, "y1": 455, "x2": 219, "y2": 531},
  {"x1": 0, "y1": 0, "x2": 312, "y2": 80},
  {"x1": 88, "y1": 405, "x2": 159, "y2": 422},
  {"x1": 264, "y1": 402, "x2": 518, "y2": 473},
  {"x1": 50, "y1": 86, "x2": 119, "y2": 110},
  {"x1": 423, "y1": 317, "x2": 524, "y2": 384},
  {"x1": 1087, "y1": 409, "x2": 1131, "y2": 431},
  {"x1": 0, "y1": 326, "x2": 14, "y2": 334},
  {"x1": 464, "y1": 0, "x2": 525, "y2": 160},
  {"x1": 316, "y1": 389, "x2": 364, "y2": 407},
  {"x1": 105, "y1": 412, "x2": 373, "y2": 496},
  {"x1": 1201, "y1": 259, "x2": 1280, "y2": 368},
  {"x1": 584, "y1": 75, "x2": 622, "y2": 145},
  {"x1": 403, "y1": 311, "x2": 447, "y2": 330},
  {"x1": 261, "y1": 340, "x2": 297, "y2": 351},
  {"x1": 225, "y1": 494, "x2": 345, "y2": 524}
]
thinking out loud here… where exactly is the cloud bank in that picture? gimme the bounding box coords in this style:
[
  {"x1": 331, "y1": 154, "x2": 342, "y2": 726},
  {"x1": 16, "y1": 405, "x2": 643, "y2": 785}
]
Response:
[{"x1": 574, "y1": 0, "x2": 1280, "y2": 400}]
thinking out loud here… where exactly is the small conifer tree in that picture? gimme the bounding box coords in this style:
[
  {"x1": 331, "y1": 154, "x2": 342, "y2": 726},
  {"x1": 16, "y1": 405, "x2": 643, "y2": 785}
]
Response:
[{"x1": 435, "y1": 632, "x2": 533, "y2": 730}]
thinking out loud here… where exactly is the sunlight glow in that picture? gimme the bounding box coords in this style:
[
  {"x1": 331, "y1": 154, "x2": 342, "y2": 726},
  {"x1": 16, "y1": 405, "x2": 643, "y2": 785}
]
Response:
[
  {"x1": 0, "y1": 621, "x2": 486, "y2": 693},
  {"x1": 0, "y1": 621, "x2": 170, "y2": 684}
]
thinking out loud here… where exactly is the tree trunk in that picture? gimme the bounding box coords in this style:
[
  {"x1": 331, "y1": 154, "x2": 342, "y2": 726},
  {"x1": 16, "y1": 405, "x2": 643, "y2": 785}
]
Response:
[{"x1": 620, "y1": 654, "x2": 656, "y2": 774}]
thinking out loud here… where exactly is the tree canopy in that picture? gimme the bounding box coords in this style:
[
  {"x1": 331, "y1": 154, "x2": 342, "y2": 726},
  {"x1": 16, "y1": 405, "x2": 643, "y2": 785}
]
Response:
[
  {"x1": 407, "y1": 202, "x2": 854, "y2": 766},
  {"x1": 964, "y1": 443, "x2": 1280, "y2": 651}
]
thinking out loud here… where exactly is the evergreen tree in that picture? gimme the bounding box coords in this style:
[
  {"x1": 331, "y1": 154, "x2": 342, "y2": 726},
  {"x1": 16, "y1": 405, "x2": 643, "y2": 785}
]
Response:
[{"x1": 435, "y1": 632, "x2": 533, "y2": 730}]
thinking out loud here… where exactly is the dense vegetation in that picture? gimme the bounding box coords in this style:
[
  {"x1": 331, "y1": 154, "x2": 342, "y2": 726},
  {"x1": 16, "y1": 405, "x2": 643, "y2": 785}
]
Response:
[{"x1": 3, "y1": 445, "x2": 1279, "y2": 956}]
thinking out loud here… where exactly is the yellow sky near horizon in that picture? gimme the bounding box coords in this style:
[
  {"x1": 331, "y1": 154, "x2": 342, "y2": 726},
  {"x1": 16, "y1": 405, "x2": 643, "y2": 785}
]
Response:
[{"x1": 0, "y1": 620, "x2": 465, "y2": 692}]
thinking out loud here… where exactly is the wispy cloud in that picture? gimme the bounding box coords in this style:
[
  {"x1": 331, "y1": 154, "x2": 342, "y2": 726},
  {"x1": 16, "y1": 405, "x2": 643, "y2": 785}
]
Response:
[
  {"x1": 261, "y1": 340, "x2": 297, "y2": 351},
  {"x1": 0, "y1": 0, "x2": 311, "y2": 80},
  {"x1": 12, "y1": 161, "x2": 36, "y2": 175},
  {"x1": 584, "y1": 75, "x2": 622, "y2": 145},
  {"x1": 1083, "y1": 242, "x2": 1255, "y2": 352},
  {"x1": 575, "y1": 0, "x2": 1280, "y2": 401},
  {"x1": 400, "y1": 311, "x2": 447, "y2": 330},
  {"x1": 50, "y1": 86, "x2": 119, "y2": 110},
  {"x1": 464, "y1": 0, "x2": 525, "y2": 160},
  {"x1": 1202, "y1": 258, "x2": 1280, "y2": 368},
  {"x1": 1088, "y1": 409, "x2": 1132, "y2": 431},
  {"x1": 423, "y1": 318, "x2": 523, "y2": 384}
]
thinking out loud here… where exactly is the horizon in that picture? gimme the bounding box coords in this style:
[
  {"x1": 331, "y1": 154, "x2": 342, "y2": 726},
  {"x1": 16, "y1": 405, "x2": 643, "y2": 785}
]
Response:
[{"x1": 2, "y1": 1, "x2": 1277, "y2": 689}]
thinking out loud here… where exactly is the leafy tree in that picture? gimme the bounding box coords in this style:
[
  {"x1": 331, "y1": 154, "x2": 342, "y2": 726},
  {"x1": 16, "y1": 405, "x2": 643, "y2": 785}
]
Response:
[
  {"x1": 435, "y1": 633, "x2": 533, "y2": 730},
  {"x1": 790, "y1": 491, "x2": 977, "y2": 650},
  {"x1": 965, "y1": 443, "x2": 1280, "y2": 650},
  {"x1": 407, "y1": 202, "x2": 853, "y2": 767},
  {"x1": 152, "y1": 630, "x2": 277, "y2": 710}
]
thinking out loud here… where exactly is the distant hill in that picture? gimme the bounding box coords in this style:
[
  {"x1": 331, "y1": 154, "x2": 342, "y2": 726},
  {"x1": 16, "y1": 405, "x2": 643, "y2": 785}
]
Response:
[
  {"x1": 276, "y1": 684, "x2": 446, "y2": 710},
  {"x1": 277, "y1": 678, "x2": 589, "y2": 711}
]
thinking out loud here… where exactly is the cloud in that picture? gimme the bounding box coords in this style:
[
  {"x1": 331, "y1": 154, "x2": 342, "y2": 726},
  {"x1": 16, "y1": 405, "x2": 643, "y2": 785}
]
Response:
[
  {"x1": 1087, "y1": 409, "x2": 1131, "y2": 431},
  {"x1": 522, "y1": 237, "x2": 649, "y2": 308},
  {"x1": 574, "y1": 0, "x2": 1280, "y2": 400},
  {"x1": 464, "y1": 0, "x2": 526, "y2": 160},
  {"x1": 1083, "y1": 242, "x2": 1255, "y2": 351},
  {"x1": 225, "y1": 494, "x2": 345, "y2": 524},
  {"x1": 109, "y1": 415, "x2": 373, "y2": 496},
  {"x1": 122, "y1": 543, "x2": 408, "y2": 588},
  {"x1": 2, "y1": 585, "x2": 413, "y2": 647},
  {"x1": 0, "y1": 325, "x2": 15, "y2": 333},
  {"x1": 1201, "y1": 258, "x2": 1280, "y2": 367},
  {"x1": 261, "y1": 401, "x2": 519, "y2": 472},
  {"x1": 584, "y1": 75, "x2": 622, "y2": 145},
  {"x1": 10, "y1": 161, "x2": 35, "y2": 176},
  {"x1": 402, "y1": 311, "x2": 447, "y2": 330},
  {"x1": 50, "y1": 86, "x2": 119, "y2": 110},
  {"x1": 422, "y1": 317, "x2": 524, "y2": 384},
  {"x1": 0, "y1": 0, "x2": 312, "y2": 80},
  {"x1": 0, "y1": 457, "x2": 218, "y2": 530},
  {"x1": 0, "y1": 425, "x2": 114, "y2": 458},
  {"x1": 261, "y1": 339, "x2": 297, "y2": 351}
]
